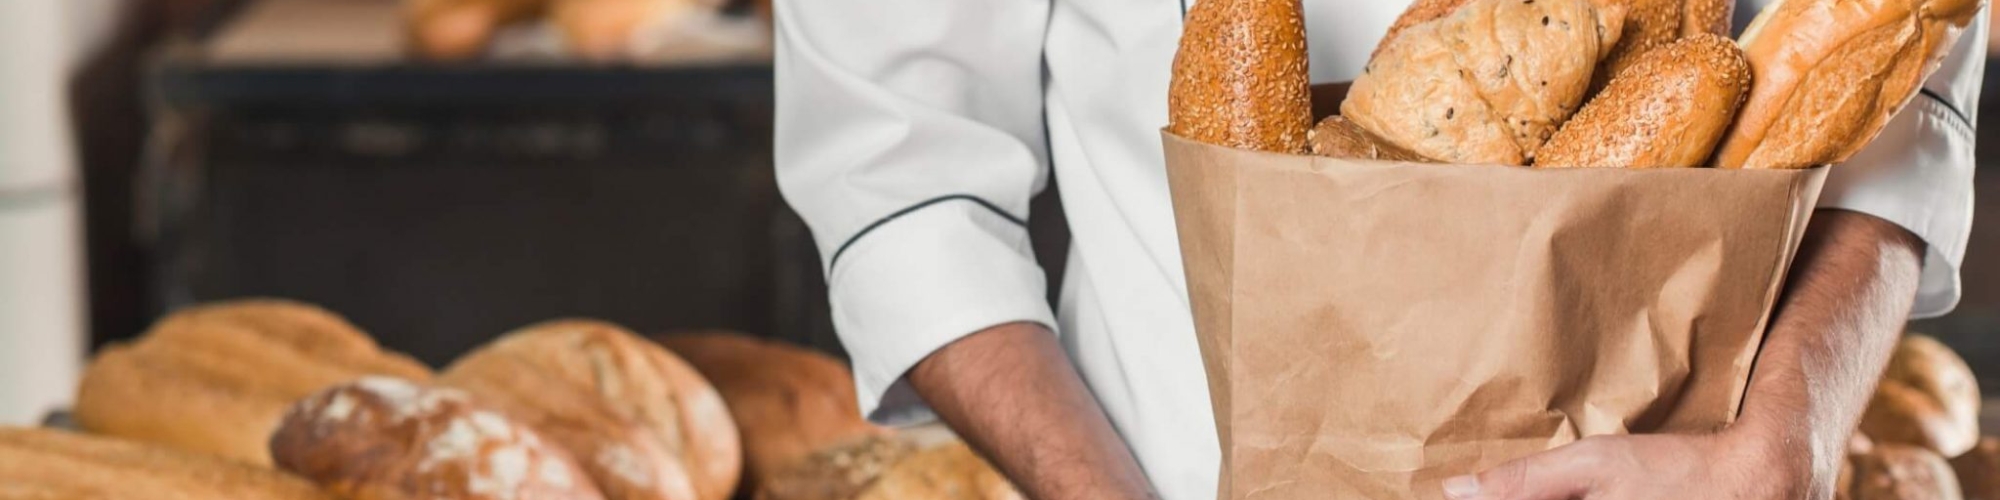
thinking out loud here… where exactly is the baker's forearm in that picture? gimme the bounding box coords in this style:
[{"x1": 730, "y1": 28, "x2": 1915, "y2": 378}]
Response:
[
  {"x1": 1734, "y1": 209, "x2": 1925, "y2": 496},
  {"x1": 909, "y1": 322, "x2": 1158, "y2": 500}
]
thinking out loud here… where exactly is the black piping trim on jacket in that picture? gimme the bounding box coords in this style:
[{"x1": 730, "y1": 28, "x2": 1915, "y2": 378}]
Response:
[
  {"x1": 1919, "y1": 88, "x2": 1974, "y2": 130},
  {"x1": 828, "y1": 194, "x2": 1029, "y2": 268}
]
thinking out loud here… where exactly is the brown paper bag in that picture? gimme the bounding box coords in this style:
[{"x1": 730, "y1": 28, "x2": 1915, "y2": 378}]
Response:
[{"x1": 1163, "y1": 132, "x2": 1828, "y2": 499}]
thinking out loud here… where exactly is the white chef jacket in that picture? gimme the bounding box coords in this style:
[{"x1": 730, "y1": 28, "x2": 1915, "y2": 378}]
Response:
[{"x1": 773, "y1": 1, "x2": 1986, "y2": 498}]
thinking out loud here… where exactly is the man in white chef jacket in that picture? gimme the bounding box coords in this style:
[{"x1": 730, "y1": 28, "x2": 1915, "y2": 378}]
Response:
[{"x1": 775, "y1": 0, "x2": 1987, "y2": 497}]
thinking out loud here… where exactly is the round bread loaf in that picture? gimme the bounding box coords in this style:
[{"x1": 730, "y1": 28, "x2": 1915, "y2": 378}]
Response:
[
  {"x1": 1343, "y1": 0, "x2": 1626, "y2": 164},
  {"x1": 653, "y1": 333, "x2": 889, "y2": 492},
  {"x1": 74, "y1": 299, "x2": 432, "y2": 465},
  {"x1": 1715, "y1": 0, "x2": 1982, "y2": 169},
  {"x1": 854, "y1": 441, "x2": 1022, "y2": 500},
  {"x1": 270, "y1": 377, "x2": 604, "y2": 500},
  {"x1": 1586, "y1": 0, "x2": 1733, "y2": 89},
  {"x1": 1861, "y1": 334, "x2": 1982, "y2": 457},
  {"x1": 443, "y1": 319, "x2": 741, "y2": 500},
  {"x1": 1165, "y1": 0, "x2": 1311, "y2": 153},
  {"x1": 0, "y1": 427, "x2": 334, "y2": 500},
  {"x1": 1536, "y1": 33, "x2": 1749, "y2": 168},
  {"x1": 1851, "y1": 444, "x2": 1964, "y2": 500},
  {"x1": 755, "y1": 435, "x2": 915, "y2": 500},
  {"x1": 1951, "y1": 436, "x2": 2000, "y2": 500}
]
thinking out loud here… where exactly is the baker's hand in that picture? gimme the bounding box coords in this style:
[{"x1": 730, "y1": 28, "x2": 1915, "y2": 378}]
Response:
[{"x1": 1441, "y1": 427, "x2": 1821, "y2": 500}]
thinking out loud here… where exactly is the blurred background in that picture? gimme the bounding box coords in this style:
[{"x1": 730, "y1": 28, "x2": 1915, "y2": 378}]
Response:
[{"x1": 0, "y1": 0, "x2": 1992, "y2": 424}]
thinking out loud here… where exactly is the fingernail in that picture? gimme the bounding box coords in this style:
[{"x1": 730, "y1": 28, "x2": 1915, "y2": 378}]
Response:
[{"x1": 1442, "y1": 475, "x2": 1481, "y2": 499}]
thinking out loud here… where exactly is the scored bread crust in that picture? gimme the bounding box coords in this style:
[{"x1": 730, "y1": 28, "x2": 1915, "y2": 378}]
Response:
[
  {"x1": 1343, "y1": 0, "x2": 1625, "y2": 164},
  {"x1": 73, "y1": 299, "x2": 433, "y2": 466},
  {"x1": 0, "y1": 428, "x2": 334, "y2": 500},
  {"x1": 1859, "y1": 335, "x2": 1983, "y2": 458},
  {"x1": 1715, "y1": 0, "x2": 1981, "y2": 169},
  {"x1": 1166, "y1": 0, "x2": 1311, "y2": 152},
  {"x1": 1538, "y1": 33, "x2": 1750, "y2": 168},
  {"x1": 269, "y1": 378, "x2": 605, "y2": 500},
  {"x1": 442, "y1": 320, "x2": 742, "y2": 500}
]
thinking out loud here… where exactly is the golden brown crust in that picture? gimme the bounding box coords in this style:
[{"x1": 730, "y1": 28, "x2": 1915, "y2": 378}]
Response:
[
  {"x1": 405, "y1": 0, "x2": 550, "y2": 60},
  {"x1": 551, "y1": 0, "x2": 714, "y2": 61},
  {"x1": 1584, "y1": 0, "x2": 1732, "y2": 89},
  {"x1": 442, "y1": 320, "x2": 741, "y2": 500},
  {"x1": 1344, "y1": 0, "x2": 1625, "y2": 164},
  {"x1": 754, "y1": 436, "x2": 915, "y2": 500},
  {"x1": 1537, "y1": 33, "x2": 1749, "y2": 168},
  {"x1": 653, "y1": 333, "x2": 889, "y2": 491},
  {"x1": 854, "y1": 442, "x2": 1023, "y2": 500},
  {"x1": 0, "y1": 428, "x2": 333, "y2": 500},
  {"x1": 1953, "y1": 437, "x2": 2000, "y2": 500},
  {"x1": 1717, "y1": 0, "x2": 1981, "y2": 169},
  {"x1": 270, "y1": 378, "x2": 605, "y2": 500},
  {"x1": 1860, "y1": 335, "x2": 1983, "y2": 458},
  {"x1": 1307, "y1": 116, "x2": 1431, "y2": 161},
  {"x1": 1166, "y1": 0, "x2": 1311, "y2": 153},
  {"x1": 1375, "y1": 0, "x2": 1477, "y2": 60},
  {"x1": 74, "y1": 299, "x2": 434, "y2": 465},
  {"x1": 1851, "y1": 444, "x2": 1964, "y2": 500}
]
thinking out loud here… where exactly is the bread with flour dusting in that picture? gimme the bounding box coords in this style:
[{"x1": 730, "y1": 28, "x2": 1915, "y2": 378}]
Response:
[{"x1": 269, "y1": 377, "x2": 604, "y2": 500}]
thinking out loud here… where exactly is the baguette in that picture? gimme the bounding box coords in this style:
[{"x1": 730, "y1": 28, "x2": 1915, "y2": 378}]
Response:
[
  {"x1": 1537, "y1": 33, "x2": 1750, "y2": 168},
  {"x1": 1166, "y1": 0, "x2": 1311, "y2": 152},
  {"x1": 1715, "y1": 0, "x2": 1982, "y2": 169}
]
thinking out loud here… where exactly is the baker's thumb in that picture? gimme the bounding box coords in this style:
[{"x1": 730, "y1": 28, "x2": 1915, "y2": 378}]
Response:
[{"x1": 1440, "y1": 444, "x2": 1597, "y2": 500}]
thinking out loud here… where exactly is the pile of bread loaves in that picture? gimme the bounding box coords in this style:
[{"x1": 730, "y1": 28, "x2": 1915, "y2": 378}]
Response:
[
  {"x1": 1169, "y1": 0, "x2": 1982, "y2": 169},
  {"x1": 1841, "y1": 334, "x2": 1997, "y2": 500},
  {"x1": 0, "y1": 299, "x2": 1018, "y2": 500},
  {"x1": 403, "y1": 0, "x2": 766, "y2": 61}
]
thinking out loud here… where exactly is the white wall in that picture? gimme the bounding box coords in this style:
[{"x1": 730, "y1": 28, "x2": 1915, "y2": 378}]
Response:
[{"x1": 0, "y1": 0, "x2": 125, "y2": 424}]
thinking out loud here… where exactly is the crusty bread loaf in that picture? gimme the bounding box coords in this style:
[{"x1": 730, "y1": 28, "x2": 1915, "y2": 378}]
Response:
[
  {"x1": 854, "y1": 441, "x2": 1022, "y2": 500},
  {"x1": 1307, "y1": 116, "x2": 1430, "y2": 161},
  {"x1": 270, "y1": 377, "x2": 604, "y2": 500},
  {"x1": 1538, "y1": 33, "x2": 1750, "y2": 168},
  {"x1": 1166, "y1": 0, "x2": 1311, "y2": 152},
  {"x1": 405, "y1": 0, "x2": 550, "y2": 60},
  {"x1": 653, "y1": 333, "x2": 889, "y2": 492},
  {"x1": 1851, "y1": 444, "x2": 1965, "y2": 500},
  {"x1": 1715, "y1": 0, "x2": 1982, "y2": 169},
  {"x1": 1861, "y1": 334, "x2": 1982, "y2": 457},
  {"x1": 1953, "y1": 437, "x2": 2000, "y2": 500},
  {"x1": 1586, "y1": 0, "x2": 1733, "y2": 89},
  {"x1": 443, "y1": 319, "x2": 741, "y2": 500},
  {"x1": 1374, "y1": 0, "x2": 1475, "y2": 60},
  {"x1": 551, "y1": 0, "x2": 718, "y2": 61},
  {"x1": 74, "y1": 299, "x2": 432, "y2": 465},
  {"x1": 755, "y1": 435, "x2": 915, "y2": 500},
  {"x1": 1343, "y1": 0, "x2": 1625, "y2": 164},
  {"x1": 0, "y1": 427, "x2": 333, "y2": 500}
]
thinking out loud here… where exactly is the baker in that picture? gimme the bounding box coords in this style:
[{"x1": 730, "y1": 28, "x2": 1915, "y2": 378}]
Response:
[{"x1": 773, "y1": 0, "x2": 1986, "y2": 499}]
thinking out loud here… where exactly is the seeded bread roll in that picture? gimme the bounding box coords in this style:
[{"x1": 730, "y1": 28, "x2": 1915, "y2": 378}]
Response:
[
  {"x1": 1851, "y1": 444, "x2": 1965, "y2": 500},
  {"x1": 270, "y1": 377, "x2": 604, "y2": 500},
  {"x1": 1953, "y1": 437, "x2": 2000, "y2": 500},
  {"x1": 1861, "y1": 335, "x2": 1982, "y2": 458},
  {"x1": 0, "y1": 427, "x2": 333, "y2": 500},
  {"x1": 74, "y1": 299, "x2": 432, "y2": 465},
  {"x1": 653, "y1": 333, "x2": 889, "y2": 493},
  {"x1": 443, "y1": 320, "x2": 741, "y2": 500},
  {"x1": 1715, "y1": 0, "x2": 1983, "y2": 169},
  {"x1": 1343, "y1": 0, "x2": 1625, "y2": 164},
  {"x1": 1166, "y1": 0, "x2": 1310, "y2": 152},
  {"x1": 1538, "y1": 33, "x2": 1750, "y2": 168},
  {"x1": 1587, "y1": 0, "x2": 1734, "y2": 88},
  {"x1": 1307, "y1": 116, "x2": 1429, "y2": 161}
]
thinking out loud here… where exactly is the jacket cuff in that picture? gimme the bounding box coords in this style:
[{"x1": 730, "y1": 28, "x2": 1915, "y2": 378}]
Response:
[
  {"x1": 1817, "y1": 96, "x2": 1976, "y2": 319},
  {"x1": 825, "y1": 196, "x2": 1056, "y2": 425}
]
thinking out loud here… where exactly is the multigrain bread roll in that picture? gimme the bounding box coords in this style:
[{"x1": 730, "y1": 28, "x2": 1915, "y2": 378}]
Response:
[
  {"x1": 0, "y1": 427, "x2": 333, "y2": 500},
  {"x1": 1715, "y1": 0, "x2": 1983, "y2": 169},
  {"x1": 551, "y1": 0, "x2": 720, "y2": 61},
  {"x1": 443, "y1": 320, "x2": 741, "y2": 500},
  {"x1": 1851, "y1": 444, "x2": 1964, "y2": 500},
  {"x1": 1343, "y1": 0, "x2": 1625, "y2": 164},
  {"x1": 405, "y1": 0, "x2": 550, "y2": 60},
  {"x1": 1861, "y1": 334, "x2": 1982, "y2": 457},
  {"x1": 1166, "y1": 0, "x2": 1310, "y2": 152},
  {"x1": 74, "y1": 299, "x2": 432, "y2": 465},
  {"x1": 653, "y1": 333, "x2": 889, "y2": 491},
  {"x1": 1537, "y1": 33, "x2": 1750, "y2": 168},
  {"x1": 270, "y1": 377, "x2": 604, "y2": 500},
  {"x1": 1307, "y1": 116, "x2": 1430, "y2": 161},
  {"x1": 1953, "y1": 437, "x2": 2000, "y2": 500},
  {"x1": 1588, "y1": 0, "x2": 1733, "y2": 88}
]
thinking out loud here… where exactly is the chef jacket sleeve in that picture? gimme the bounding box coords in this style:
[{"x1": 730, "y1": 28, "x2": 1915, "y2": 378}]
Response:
[
  {"x1": 772, "y1": 0, "x2": 1056, "y2": 424},
  {"x1": 1810, "y1": 13, "x2": 1985, "y2": 319}
]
